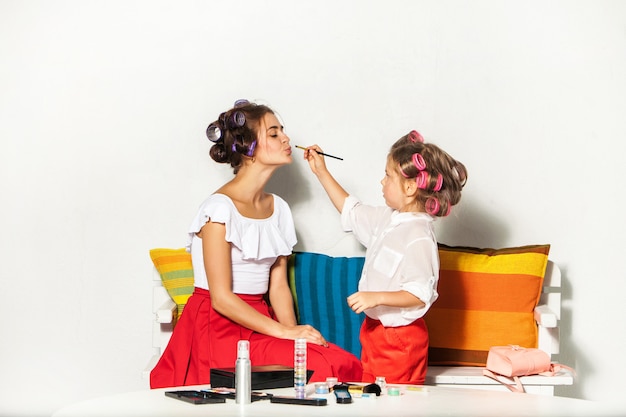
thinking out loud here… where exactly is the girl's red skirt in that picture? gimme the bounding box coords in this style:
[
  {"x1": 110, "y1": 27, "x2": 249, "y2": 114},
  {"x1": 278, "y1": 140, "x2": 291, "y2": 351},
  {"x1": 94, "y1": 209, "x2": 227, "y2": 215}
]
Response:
[{"x1": 360, "y1": 316, "x2": 429, "y2": 385}]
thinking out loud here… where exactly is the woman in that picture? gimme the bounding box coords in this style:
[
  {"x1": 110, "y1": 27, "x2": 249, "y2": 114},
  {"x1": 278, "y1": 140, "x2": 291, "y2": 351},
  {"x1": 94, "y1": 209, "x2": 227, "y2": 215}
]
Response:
[{"x1": 150, "y1": 100, "x2": 362, "y2": 389}]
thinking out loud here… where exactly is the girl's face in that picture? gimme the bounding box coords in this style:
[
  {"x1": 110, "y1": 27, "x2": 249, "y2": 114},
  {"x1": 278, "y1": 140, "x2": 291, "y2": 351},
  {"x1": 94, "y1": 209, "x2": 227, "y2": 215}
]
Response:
[
  {"x1": 381, "y1": 155, "x2": 410, "y2": 211},
  {"x1": 254, "y1": 113, "x2": 292, "y2": 165}
]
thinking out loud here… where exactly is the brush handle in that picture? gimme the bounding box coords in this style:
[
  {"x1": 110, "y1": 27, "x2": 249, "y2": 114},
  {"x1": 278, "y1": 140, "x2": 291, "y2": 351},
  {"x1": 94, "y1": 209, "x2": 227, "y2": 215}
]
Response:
[{"x1": 295, "y1": 145, "x2": 343, "y2": 161}]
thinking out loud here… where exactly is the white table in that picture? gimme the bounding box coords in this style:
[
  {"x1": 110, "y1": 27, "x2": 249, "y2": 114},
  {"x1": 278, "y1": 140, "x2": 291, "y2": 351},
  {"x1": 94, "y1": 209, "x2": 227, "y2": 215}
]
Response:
[{"x1": 53, "y1": 384, "x2": 610, "y2": 417}]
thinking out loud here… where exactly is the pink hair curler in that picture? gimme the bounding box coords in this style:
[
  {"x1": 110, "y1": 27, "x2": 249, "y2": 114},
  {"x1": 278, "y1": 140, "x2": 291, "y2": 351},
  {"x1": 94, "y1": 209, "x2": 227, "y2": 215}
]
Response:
[
  {"x1": 399, "y1": 164, "x2": 410, "y2": 178},
  {"x1": 433, "y1": 173, "x2": 443, "y2": 192},
  {"x1": 416, "y1": 171, "x2": 429, "y2": 189},
  {"x1": 412, "y1": 153, "x2": 426, "y2": 171},
  {"x1": 409, "y1": 130, "x2": 424, "y2": 143},
  {"x1": 425, "y1": 197, "x2": 440, "y2": 215}
]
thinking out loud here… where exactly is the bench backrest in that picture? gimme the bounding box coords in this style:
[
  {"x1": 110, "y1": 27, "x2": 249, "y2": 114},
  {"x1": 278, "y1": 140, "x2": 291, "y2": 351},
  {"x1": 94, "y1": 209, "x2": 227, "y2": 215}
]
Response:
[
  {"x1": 290, "y1": 247, "x2": 558, "y2": 367},
  {"x1": 149, "y1": 245, "x2": 559, "y2": 370}
]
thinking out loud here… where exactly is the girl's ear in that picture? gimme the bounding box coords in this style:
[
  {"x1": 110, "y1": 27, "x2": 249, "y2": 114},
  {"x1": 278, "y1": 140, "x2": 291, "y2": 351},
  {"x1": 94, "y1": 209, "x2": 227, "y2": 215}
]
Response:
[{"x1": 405, "y1": 178, "x2": 419, "y2": 197}]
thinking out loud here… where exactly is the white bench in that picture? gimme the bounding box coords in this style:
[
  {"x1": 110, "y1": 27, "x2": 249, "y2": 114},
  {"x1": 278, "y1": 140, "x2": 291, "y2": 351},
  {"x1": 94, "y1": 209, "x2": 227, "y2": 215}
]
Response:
[
  {"x1": 143, "y1": 268, "x2": 177, "y2": 381},
  {"x1": 425, "y1": 261, "x2": 573, "y2": 395},
  {"x1": 144, "y1": 260, "x2": 573, "y2": 395}
]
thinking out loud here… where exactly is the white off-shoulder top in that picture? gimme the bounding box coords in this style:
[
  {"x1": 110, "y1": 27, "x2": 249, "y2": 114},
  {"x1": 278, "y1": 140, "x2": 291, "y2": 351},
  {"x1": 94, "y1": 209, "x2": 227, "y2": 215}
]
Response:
[{"x1": 186, "y1": 193, "x2": 297, "y2": 294}]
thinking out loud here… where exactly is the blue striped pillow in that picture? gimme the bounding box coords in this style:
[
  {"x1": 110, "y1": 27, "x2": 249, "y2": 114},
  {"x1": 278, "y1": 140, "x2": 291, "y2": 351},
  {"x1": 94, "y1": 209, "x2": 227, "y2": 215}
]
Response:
[{"x1": 292, "y1": 252, "x2": 365, "y2": 358}]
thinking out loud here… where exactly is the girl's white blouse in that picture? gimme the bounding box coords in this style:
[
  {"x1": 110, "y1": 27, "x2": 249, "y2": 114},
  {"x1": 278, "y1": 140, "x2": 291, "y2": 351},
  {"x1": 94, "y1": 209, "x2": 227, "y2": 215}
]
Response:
[{"x1": 341, "y1": 195, "x2": 440, "y2": 327}]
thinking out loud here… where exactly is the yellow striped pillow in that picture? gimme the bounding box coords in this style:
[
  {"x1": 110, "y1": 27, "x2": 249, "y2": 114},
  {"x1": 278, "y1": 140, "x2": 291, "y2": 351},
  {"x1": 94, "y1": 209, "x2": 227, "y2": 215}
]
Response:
[
  {"x1": 425, "y1": 244, "x2": 550, "y2": 366},
  {"x1": 149, "y1": 248, "x2": 195, "y2": 320}
]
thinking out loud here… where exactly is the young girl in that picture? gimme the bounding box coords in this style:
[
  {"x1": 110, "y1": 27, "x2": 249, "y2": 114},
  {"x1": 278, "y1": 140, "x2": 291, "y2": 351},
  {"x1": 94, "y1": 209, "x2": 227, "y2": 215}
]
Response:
[
  {"x1": 302, "y1": 130, "x2": 467, "y2": 384},
  {"x1": 150, "y1": 100, "x2": 362, "y2": 389}
]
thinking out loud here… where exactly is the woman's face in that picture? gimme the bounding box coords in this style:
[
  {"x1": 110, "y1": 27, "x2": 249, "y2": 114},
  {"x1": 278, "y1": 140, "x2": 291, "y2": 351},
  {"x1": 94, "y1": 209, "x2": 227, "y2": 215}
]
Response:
[{"x1": 254, "y1": 112, "x2": 292, "y2": 165}]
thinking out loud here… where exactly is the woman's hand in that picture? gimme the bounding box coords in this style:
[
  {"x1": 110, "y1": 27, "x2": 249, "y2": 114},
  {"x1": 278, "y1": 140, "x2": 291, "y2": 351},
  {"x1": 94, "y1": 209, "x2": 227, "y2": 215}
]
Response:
[{"x1": 282, "y1": 324, "x2": 329, "y2": 347}]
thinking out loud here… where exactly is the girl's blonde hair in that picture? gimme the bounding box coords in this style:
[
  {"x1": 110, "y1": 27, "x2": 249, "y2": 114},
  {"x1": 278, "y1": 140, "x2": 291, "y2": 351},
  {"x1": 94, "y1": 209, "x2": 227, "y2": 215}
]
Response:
[{"x1": 390, "y1": 131, "x2": 467, "y2": 217}]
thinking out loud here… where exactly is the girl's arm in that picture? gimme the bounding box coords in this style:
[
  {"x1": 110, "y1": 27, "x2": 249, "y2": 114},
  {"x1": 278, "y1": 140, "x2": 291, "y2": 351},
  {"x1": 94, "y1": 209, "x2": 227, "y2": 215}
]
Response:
[
  {"x1": 200, "y1": 221, "x2": 327, "y2": 345},
  {"x1": 303, "y1": 145, "x2": 349, "y2": 213},
  {"x1": 347, "y1": 290, "x2": 425, "y2": 315}
]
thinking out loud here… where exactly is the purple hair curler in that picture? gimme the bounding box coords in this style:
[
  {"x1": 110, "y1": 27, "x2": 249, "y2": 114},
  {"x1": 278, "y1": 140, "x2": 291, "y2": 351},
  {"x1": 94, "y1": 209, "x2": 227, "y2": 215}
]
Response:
[
  {"x1": 234, "y1": 99, "x2": 250, "y2": 107},
  {"x1": 206, "y1": 123, "x2": 222, "y2": 142},
  {"x1": 232, "y1": 138, "x2": 256, "y2": 157},
  {"x1": 228, "y1": 111, "x2": 246, "y2": 128},
  {"x1": 246, "y1": 140, "x2": 257, "y2": 157}
]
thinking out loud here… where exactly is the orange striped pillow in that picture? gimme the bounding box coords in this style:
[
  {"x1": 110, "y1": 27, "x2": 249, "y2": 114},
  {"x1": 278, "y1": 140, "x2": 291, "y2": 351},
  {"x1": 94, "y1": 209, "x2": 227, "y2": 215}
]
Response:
[
  {"x1": 425, "y1": 244, "x2": 550, "y2": 366},
  {"x1": 149, "y1": 248, "x2": 195, "y2": 320}
]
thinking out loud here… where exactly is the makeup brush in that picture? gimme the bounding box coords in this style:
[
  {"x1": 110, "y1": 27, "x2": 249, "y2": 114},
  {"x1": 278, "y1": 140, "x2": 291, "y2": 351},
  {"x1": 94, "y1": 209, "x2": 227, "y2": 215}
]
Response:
[{"x1": 295, "y1": 145, "x2": 343, "y2": 161}]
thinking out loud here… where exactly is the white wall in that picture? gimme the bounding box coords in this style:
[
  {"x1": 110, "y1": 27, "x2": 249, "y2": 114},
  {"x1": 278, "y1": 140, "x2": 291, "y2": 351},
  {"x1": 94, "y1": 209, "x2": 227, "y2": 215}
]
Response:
[{"x1": 1, "y1": 1, "x2": 625, "y2": 415}]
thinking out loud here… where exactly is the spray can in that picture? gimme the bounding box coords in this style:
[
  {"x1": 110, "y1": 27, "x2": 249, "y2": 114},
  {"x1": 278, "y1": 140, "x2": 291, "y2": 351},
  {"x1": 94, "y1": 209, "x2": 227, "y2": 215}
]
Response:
[{"x1": 235, "y1": 340, "x2": 251, "y2": 404}]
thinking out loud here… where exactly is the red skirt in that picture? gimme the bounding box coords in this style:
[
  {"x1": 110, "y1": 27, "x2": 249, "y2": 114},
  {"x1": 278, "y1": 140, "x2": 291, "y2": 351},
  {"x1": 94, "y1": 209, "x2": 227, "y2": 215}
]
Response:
[
  {"x1": 150, "y1": 288, "x2": 363, "y2": 389},
  {"x1": 360, "y1": 316, "x2": 429, "y2": 385}
]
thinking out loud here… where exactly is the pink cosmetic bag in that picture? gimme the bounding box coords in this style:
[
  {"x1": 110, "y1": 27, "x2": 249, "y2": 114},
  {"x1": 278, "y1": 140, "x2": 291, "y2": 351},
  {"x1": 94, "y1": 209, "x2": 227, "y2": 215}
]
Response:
[{"x1": 483, "y1": 345, "x2": 575, "y2": 393}]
